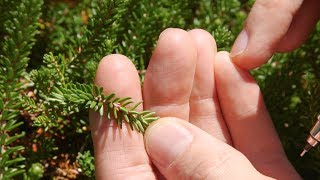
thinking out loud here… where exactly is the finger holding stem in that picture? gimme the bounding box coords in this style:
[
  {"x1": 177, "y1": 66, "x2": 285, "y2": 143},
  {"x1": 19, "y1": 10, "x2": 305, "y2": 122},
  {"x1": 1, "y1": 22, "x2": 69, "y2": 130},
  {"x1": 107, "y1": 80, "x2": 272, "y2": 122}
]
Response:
[{"x1": 90, "y1": 55, "x2": 155, "y2": 180}]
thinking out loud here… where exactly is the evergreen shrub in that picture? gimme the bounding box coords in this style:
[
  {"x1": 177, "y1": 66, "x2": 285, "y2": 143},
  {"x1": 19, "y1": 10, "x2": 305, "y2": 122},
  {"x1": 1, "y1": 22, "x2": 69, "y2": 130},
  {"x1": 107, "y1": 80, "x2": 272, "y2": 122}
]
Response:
[{"x1": 0, "y1": 0, "x2": 319, "y2": 179}]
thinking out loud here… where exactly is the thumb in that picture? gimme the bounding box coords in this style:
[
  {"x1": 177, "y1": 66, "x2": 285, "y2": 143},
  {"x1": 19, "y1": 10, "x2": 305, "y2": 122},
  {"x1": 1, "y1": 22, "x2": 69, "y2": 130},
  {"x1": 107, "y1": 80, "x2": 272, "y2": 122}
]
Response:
[{"x1": 144, "y1": 117, "x2": 270, "y2": 179}]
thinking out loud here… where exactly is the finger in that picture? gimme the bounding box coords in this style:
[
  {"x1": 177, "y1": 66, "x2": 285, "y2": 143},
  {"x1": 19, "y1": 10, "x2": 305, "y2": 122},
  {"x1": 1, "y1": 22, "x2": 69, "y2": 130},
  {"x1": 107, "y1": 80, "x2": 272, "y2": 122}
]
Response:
[
  {"x1": 144, "y1": 117, "x2": 266, "y2": 179},
  {"x1": 277, "y1": 0, "x2": 320, "y2": 52},
  {"x1": 143, "y1": 28, "x2": 197, "y2": 120},
  {"x1": 215, "y1": 52, "x2": 300, "y2": 179},
  {"x1": 231, "y1": 0, "x2": 303, "y2": 69},
  {"x1": 187, "y1": 29, "x2": 231, "y2": 144},
  {"x1": 90, "y1": 55, "x2": 154, "y2": 179}
]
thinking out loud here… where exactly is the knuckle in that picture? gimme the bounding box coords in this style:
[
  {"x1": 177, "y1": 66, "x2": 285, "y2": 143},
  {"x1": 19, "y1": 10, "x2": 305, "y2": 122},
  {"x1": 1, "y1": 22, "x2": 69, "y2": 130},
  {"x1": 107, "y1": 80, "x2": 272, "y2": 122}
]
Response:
[
  {"x1": 255, "y1": 0, "x2": 275, "y2": 10},
  {"x1": 189, "y1": 149, "x2": 236, "y2": 179},
  {"x1": 255, "y1": 0, "x2": 302, "y2": 16}
]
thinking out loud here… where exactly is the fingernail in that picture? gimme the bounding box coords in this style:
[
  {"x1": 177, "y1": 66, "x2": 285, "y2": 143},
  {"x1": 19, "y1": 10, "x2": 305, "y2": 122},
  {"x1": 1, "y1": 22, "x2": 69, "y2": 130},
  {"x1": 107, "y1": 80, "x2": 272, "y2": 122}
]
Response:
[
  {"x1": 230, "y1": 29, "x2": 248, "y2": 57},
  {"x1": 145, "y1": 123, "x2": 193, "y2": 167}
]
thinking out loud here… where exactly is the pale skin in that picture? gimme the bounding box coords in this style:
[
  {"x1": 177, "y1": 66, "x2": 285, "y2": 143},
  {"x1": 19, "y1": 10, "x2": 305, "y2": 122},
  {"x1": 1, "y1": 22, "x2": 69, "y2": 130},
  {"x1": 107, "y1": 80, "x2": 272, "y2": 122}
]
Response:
[
  {"x1": 231, "y1": 0, "x2": 320, "y2": 69},
  {"x1": 89, "y1": 28, "x2": 301, "y2": 179},
  {"x1": 89, "y1": 1, "x2": 320, "y2": 178}
]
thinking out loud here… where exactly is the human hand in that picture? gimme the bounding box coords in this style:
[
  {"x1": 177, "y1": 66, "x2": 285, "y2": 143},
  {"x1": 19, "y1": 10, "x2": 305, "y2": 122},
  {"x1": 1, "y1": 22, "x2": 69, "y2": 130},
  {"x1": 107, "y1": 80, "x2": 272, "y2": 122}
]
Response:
[
  {"x1": 90, "y1": 28, "x2": 301, "y2": 179},
  {"x1": 231, "y1": 0, "x2": 320, "y2": 69}
]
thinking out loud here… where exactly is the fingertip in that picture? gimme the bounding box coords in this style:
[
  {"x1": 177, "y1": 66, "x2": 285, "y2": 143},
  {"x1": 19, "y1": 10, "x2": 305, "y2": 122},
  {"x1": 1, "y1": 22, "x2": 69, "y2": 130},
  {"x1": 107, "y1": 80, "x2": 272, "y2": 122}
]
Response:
[
  {"x1": 98, "y1": 54, "x2": 135, "y2": 70},
  {"x1": 230, "y1": 29, "x2": 255, "y2": 70},
  {"x1": 215, "y1": 51, "x2": 231, "y2": 69},
  {"x1": 95, "y1": 54, "x2": 141, "y2": 100},
  {"x1": 188, "y1": 29, "x2": 217, "y2": 53},
  {"x1": 230, "y1": 29, "x2": 248, "y2": 57},
  {"x1": 158, "y1": 28, "x2": 196, "y2": 52},
  {"x1": 144, "y1": 117, "x2": 184, "y2": 137},
  {"x1": 150, "y1": 27, "x2": 197, "y2": 72},
  {"x1": 215, "y1": 51, "x2": 238, "y2": 75},
  {"x1": 230, "y1": 0, "x2": 303, "y2": 70},
  {"x1": 215, "y1": 51, "x2": 249, "y2": 79},
  {"x1": 95, "y1": 54, "x2": 138, "y2": 85},
  {"x1": 215, "y1": 51, "x2": 255, "y2": 83},
  {"x1": 216, "y1": 51, "x2": 230, "y2": 59},
  {"x1": 144, "y1": 117, "x2": 186, "y2": 146},
  {"x1": 231, "y1": 53, "x2": 272, "y2": 70}
]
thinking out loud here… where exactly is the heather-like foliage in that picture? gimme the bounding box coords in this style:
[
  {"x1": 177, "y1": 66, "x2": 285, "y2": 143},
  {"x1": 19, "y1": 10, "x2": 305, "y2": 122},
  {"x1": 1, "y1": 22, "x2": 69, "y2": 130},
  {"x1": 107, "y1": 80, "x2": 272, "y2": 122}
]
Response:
[{"x1": 0, "y1": 0, "x2": 319, "y2": 178}]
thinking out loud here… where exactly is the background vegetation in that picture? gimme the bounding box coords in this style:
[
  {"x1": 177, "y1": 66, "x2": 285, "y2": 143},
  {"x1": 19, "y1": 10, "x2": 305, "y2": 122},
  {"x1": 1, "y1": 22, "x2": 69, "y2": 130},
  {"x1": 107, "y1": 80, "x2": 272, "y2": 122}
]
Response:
[{"x1": 0, "y1": 0, "x2": 319, "y2": 179}]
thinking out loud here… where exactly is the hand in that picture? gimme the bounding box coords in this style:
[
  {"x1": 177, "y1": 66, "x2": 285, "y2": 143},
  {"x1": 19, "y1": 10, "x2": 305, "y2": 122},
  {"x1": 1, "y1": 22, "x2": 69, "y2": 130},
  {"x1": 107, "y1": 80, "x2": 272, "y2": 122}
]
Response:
[
  {"x1": 89, "y1": 28, "x2": 301, "y2": 179},
  {"x1": 231, "y1": 0, "x2": 320, "y2": 69}
]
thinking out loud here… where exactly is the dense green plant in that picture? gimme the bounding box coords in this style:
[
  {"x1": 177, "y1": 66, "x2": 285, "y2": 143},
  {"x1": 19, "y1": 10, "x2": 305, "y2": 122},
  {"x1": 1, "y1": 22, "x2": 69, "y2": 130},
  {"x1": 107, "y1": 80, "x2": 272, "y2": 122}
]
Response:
[{"x1": 0, "y1": 0, "x2": 319, "y2": 179}]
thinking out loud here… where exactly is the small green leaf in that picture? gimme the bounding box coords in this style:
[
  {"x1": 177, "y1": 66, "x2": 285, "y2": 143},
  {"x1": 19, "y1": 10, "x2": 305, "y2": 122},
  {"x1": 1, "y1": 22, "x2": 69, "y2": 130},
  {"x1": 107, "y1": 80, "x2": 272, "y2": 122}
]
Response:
[
  {"x1": 133, "y1": 122, "x2": 140, "y2": 132},
  {"x1": 79, "y1": 93, "x2": 90, "y2": 100},
  {"x1": 145, "y1": 117, "x2": 160, "y2": 123},
  {"x1": 52, "y1": 86, "x2": 64, "y2": 95},
  {"x1": 94, "y1": 85, "x2": 100, "y2": 95},
  {"x1": 136, "y1": 121, "x2": 144, "y2": 133},
  {"x1": 99, "y1": 106, "x2": 104, "y2": 116},
  {"x1": 118, "y1": 112, "x2": 123, "y2": 128},
  {"x1": 99, "y1": 87, "x2": 104, "y2": 94},
  {"x1": 85, "y1": 101, "x2": 92, "y2": 108},
  {"x1": 129, "y1": 121, "x2": 134, "y2": 131},
  {"x1": 94, "y1": 104, "x2": 99, "y2": 111},
  {"x1": 113, "y1": 97, "x2": 120, "y2": 103},
  {"x1": 3, "y1": 121, "x2": 23, "y2": 131},
  {"x1": 90, "y1": 101, "x2": 97, "y2": 109},
  {"x1": 118, "y1": 97, "x2": 131, "y2": 103},
  {"x1": 5, "y1": 132, "x2": 25, "y2": 145},
  {"x1": 84, "y1": 84, "x2": 93, "y2": 94},
  {"x1": 119, "y1": 106, "x2": 128, "y2": 113},
  {"x1": 142, "y1": 111, "x2": 155, "y2": 118},
  {"x1": 0, "y1": 134, "x2": 8, "y2": 145},
  {"x1": 2, "y1": 146, "x2": 24, "y2": 158},
  {"x1": 107, "y1": 111, "x2": 111, "y2": 119},
  {"x1": 47, "y1": 97, "x2": 65, "y2": 104},
  {"x1": 105, "y1": 93, "x2": 115, "y2": 101},
  {"x1": 130, "y1": 102, "x2": 142, "y2": 110},
  {"x1": 122, "y1": 100, "x2": 133, "y2": 107},
  {"x1": 129, "y1": 110, "x2": 139, "y2": 115},
  {"x1": 124, "y1": 115, "x2": 130, "y2": 123},
  {"x1": 113, "y1": 107, "x2": 118, "y2": 119},
  {"x1": 5, "y1": 169, "x2": 25, "y2": 179},
  {"x1": 5, "y1": 157, "x2": 25, "y2": 166}
]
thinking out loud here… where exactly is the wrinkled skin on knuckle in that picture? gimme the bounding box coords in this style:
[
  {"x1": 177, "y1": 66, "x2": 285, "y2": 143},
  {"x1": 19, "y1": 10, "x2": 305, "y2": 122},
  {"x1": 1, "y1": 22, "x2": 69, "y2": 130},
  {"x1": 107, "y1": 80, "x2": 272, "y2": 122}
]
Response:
[{"x1": 165, "y1": 142, "x2": 236, "y2": 180}]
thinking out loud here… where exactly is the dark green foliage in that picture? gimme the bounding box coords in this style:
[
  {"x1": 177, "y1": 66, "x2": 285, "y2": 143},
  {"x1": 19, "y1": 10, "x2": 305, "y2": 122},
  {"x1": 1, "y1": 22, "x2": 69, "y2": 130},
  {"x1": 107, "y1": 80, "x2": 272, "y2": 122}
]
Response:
[
  {"x1": 27, "y1": 163, "x2": 44, "y2": 179},
  {"x1": 77, "y1": 150, "x2": 95, "y2": 178},
  {"x1": 115, "y1": 0, "x2": 196, "y2": 69},
  {"x1": 0, "y1": 0, "x2": 319, "y2": 178},
  {"x1": 0, "y1": 0, "x2": 43, "y2": 179}
]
